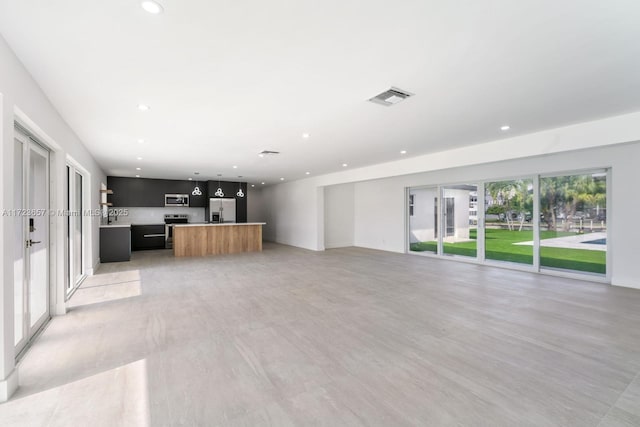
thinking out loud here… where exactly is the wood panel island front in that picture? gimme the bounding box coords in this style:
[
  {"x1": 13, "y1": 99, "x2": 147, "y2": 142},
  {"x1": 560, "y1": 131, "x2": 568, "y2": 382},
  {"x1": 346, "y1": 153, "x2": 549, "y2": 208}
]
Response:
[{"x1": 173, "y1": 223, "x2": 265, "y2": 257}]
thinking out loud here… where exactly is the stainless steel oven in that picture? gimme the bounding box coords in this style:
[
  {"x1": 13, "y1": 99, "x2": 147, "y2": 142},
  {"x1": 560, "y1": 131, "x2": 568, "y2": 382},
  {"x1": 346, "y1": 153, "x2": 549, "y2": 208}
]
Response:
[
  {"x1": 164, "y1": 194, "x2": 189, "y2": 207},
  {"x1": 164, "y1": 214, "x2": 189, "y2": 248}
]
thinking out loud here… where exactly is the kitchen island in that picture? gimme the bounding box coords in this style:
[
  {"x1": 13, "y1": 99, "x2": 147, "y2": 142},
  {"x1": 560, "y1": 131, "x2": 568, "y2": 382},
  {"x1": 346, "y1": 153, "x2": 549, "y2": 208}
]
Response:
[{"x1": 173, "y1": 223, "x2": 265, "y2": 257}]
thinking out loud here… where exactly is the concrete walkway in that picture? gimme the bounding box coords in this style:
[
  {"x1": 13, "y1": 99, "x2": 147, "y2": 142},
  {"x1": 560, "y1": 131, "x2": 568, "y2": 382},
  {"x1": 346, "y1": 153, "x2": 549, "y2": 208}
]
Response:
[{"x1": 514, "y1": 232, "x2": 607, "y2": 251}]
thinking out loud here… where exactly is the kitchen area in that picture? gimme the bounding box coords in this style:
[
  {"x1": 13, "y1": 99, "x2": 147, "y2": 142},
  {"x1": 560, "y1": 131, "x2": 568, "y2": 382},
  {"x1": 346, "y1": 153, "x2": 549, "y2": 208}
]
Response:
[{"x1": 99, "y1": 177, "x2": 264, "y2": 262}]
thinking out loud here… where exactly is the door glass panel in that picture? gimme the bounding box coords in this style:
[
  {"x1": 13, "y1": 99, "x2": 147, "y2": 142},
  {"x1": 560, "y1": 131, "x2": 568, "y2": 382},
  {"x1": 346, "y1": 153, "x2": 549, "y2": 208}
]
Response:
[
  {"x1": 14, "y1": 139, "x2": 24, "y2": 345},
  {"x1": 442, "y1": 185, "x2": 478, "y2": 258},
  {"x1": 73, "y1": 172, "x2": 83, "y2": 284},
  {"x1": 539, "y1": 172, "x2": 607, "y2": 274},
  {"x1": 29, "y1": 145, "x2": 49, "y2": 327},
  {"x1": 484, "y1": 179, "x2": 534, "y2": 265},
  {"x1": 408, "y1": 187, "x2": 438, "y2": 254}
]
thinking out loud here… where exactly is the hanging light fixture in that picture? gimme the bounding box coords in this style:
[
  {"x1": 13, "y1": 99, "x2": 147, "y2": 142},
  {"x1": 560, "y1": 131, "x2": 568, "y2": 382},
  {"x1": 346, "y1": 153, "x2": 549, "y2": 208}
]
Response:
[
  {"x1": 236, "y1": 179, "x2": 245, "y2": 198},
  {"x1": 191, "y1": 172, "x2": 202, "y2": 196},
  {"x1": 215, "y1": 174, "x2": 224, "y2": 197}
]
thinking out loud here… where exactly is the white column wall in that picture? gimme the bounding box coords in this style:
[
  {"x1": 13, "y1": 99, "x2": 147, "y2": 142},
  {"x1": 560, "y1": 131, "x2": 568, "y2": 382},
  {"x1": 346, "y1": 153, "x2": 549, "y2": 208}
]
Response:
[
  {"x1": 0, "y1": 34, "x2": 105, "y2": 400},
  {"x1": 324, "y1": 184, "x2": 355, "y2": 249}
]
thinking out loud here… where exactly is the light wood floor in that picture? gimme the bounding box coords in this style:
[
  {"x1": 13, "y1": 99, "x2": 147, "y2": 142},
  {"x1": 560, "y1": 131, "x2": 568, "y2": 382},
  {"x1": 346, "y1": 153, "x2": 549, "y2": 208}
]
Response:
[{"x1": 1, "y1": 243, "x2": 640, "y2": 426}]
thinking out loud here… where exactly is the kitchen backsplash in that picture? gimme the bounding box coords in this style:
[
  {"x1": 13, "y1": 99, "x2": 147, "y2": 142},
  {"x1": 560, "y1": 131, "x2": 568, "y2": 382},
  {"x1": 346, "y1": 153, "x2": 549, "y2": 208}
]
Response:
[{"x1": 111, "y1": 207, "x2": 206, "y2": 225}]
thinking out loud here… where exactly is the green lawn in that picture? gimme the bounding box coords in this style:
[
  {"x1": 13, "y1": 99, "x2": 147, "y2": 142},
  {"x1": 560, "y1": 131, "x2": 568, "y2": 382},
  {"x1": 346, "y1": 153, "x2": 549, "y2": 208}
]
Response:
[{"x1": 410, "y1": 228, "x2": 606, "y2": 274}]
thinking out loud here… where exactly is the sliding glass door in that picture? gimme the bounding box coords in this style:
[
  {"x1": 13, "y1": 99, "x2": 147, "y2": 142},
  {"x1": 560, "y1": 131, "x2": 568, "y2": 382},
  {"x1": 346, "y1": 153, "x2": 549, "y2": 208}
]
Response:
[
  {"x1": 407, "y1": 170, "x2": 608, "y2": 279},
  {"x1": 408, "y1": 187, "x2": 439, "y2": 254},
  {"x1": 483, "y1": 179, "x2": 534, "y2": 265},
  {"x1": 539, "y1": 171, "x2": 607, "y2": 275},
  {"x1": 441, "y1": 184, "x2": 478, "y2": 258}
]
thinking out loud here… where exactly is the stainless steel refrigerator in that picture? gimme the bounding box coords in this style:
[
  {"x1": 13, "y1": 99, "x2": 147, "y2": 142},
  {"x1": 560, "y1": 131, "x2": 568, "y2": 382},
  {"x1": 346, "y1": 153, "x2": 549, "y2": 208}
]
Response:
[{"x1": 209, "y1": 198, "x2": 236, "y2": 223}]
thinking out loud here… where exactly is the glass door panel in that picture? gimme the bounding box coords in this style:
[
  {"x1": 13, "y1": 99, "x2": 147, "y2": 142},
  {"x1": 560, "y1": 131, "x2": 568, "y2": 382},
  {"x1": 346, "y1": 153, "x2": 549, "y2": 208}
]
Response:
[
  {"x1": 14, "y1": 139, "x2": 25, "y2": 347},
  {"x1": 539, "y1": 172, "x2": 607, "y2": 274},
  {"x1": 442, "y1": 185, "x2": 478, "y2": 258},
  {"x1": 28, "y1": 143, "x2": 50, "y2": 328},
  {"x1": 408, "y1": 187, "x2": 438, "y2": 254},
  {"x1": 484, "y1": 179, "x2": 534, "y2": 265},
  {"x1": 72, "y1": 171, "x2": 83, "y2": 285}
]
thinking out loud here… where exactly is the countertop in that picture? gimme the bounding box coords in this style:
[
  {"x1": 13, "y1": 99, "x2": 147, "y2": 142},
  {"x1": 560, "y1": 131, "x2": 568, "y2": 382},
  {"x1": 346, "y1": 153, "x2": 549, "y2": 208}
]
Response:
[
  {"x1": 99, "y1": 224, "x2": 131, "y2": 228},
  {"x1": 173, "y1": 222, "x2": 266, "y2": 227}
]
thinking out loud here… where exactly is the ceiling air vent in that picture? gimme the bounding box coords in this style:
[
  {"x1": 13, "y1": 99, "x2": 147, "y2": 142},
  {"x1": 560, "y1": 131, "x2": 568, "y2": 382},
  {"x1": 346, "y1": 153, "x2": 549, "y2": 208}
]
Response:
[
  {"x1": 258, "y1": 150, "x2": 280, "y2": 157},
  {"x1": 368, "y1": 87, "x2": 414, "y2": 106}
]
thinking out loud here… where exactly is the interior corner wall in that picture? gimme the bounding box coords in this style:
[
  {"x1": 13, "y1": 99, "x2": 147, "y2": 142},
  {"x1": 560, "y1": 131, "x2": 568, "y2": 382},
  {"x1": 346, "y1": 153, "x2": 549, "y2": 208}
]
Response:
[
  {"x1": 324, "y1": 183, "x2": 355, "y2": 248},
  {"x1": 260, "y1": 179, "x2": 323, "y2": 251},
  {"x1": 0, "y1": 32, "x2": 105, "y2": 395},
  {"x1": 353, "y1": 179, "x2": 406, "y2": 252}
]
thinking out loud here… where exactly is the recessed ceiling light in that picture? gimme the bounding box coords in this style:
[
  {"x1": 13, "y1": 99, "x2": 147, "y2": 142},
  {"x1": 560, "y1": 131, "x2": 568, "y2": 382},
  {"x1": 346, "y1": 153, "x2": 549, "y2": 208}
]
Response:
[
  {"x1": 342, "y1": 163, "x2": 348, "y2": 167},
  {"x1": 501, "y1": 125, "x2": 510, "y2": 131},
  {"x1": 258, "y1": 154, "x2": 264, "y2": 158},
  {"x1": 302, "y1": 133, "x2": 310, "y2": 139},
  {"x1": 141, "y1": 1, "x2": 163, "y2": 14},
  {"x1": 135, "y1": 174, "x2": 140, "y2": 178},
  {"x1": 188, "y1": 177, "x2": 192, "y2": 181},
  {"x1": 400, "y1": 150, "x2": 407, "y2": 154},
  {"x1": 232, "y1": 165, "x2": 238, "y2": 169},
  {"x1": 138, "y1": 139, "x2": 145, "y2": 144},
  {"x1": 251, "y1": 184, "x2": 255, "y2": 187},
  {"x1": 137, "y1": 104, "x2": 150, "y2": 111},
  {"x1": 136, "y1": 167, "x2": 141, "y2": 171},
  {"x1": 261, "y1": 182, "x2": 265, "y2": 185},
  {"x1": 280, "y1": 177, "x2": 285, "y2": 181},
  {"x1": 137, "y1": 157, "x2": 143, "y2": 160},
  {"x1": 305, "y1": 172, "x2": 310, "y2": 175}
]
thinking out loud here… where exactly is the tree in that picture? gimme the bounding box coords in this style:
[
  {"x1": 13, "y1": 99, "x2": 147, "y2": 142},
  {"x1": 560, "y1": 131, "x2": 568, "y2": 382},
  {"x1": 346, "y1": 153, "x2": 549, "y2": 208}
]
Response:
[
  {"x1": 486, "y1": 180, "x2": 533, "y2": 230},
  {"x1": 540, "y1": 174, "x2": 606, "y2": 231}
]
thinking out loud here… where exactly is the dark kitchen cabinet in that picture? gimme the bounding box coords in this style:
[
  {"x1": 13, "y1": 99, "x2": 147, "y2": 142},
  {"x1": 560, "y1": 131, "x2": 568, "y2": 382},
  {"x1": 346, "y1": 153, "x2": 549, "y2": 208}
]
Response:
[
  {"x1": 131, "y1": 224, "x2": 166, "y2": 250},
  {"x1": 100, "y1": 226, "x2": 131, "y2": 262},
  {"x1": 107, "y1": 177, "x2": 208, "y2": 207}
]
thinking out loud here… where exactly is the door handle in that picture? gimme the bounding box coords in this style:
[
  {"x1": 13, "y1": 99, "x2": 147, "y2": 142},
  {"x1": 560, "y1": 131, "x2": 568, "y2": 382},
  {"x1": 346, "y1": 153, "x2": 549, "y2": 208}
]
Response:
[{"x1": 28, "y1": 240, "x2": 42, "y2": 247}]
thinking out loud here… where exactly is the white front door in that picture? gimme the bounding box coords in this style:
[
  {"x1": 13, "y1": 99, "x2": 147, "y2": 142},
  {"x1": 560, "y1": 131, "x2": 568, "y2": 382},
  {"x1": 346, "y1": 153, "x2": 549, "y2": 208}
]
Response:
[{"x1": 14, "y1": 128, "x2": 50, "y2": 355}]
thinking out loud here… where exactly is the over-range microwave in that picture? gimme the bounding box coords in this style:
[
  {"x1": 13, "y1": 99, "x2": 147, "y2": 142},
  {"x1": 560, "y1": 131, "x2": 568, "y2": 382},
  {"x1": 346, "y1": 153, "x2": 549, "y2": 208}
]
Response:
[{"x1": 165, "y1": 194, "x2": 189, "y2": 207}]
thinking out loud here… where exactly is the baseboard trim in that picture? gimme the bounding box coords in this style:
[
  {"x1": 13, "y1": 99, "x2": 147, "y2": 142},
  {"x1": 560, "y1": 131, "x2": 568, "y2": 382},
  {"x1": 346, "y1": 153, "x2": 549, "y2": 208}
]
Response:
[
  {"x1": 88, "y1": 259, "x2": 101, "y2": 276},
  {"x1": 0, "y1": 367, "x2": 19, "y2": 402}
]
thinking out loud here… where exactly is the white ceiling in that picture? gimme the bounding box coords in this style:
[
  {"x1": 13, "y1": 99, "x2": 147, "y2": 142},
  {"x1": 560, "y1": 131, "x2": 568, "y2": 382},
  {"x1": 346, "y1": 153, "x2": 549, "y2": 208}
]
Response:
[{"x1": 1, "y1": 0, "x2": 640, "y2": 184}]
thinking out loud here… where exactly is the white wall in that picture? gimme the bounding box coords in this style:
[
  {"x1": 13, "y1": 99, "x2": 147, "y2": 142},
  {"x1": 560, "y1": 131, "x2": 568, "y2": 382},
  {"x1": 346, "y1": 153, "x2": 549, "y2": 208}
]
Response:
[
  {"x1": 0, "y1": 34, "x2": 105, "y2": 399},
  {"x1": 324, "y1": 184, "x2": 355, "y2": 248},
  {"x1": 260, "y1": 113, "x2": 640, "y2": 291},
  {"x1": 261, "y1": 180, "x2": 323, "y2": 251}
]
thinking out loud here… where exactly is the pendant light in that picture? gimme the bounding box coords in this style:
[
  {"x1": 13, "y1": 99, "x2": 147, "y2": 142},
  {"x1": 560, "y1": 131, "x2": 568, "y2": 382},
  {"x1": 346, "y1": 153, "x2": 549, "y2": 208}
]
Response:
[
  {"x1": 215, "y1": 174, "x2": 224, "y2": 197},
  {"x1": 236, "y1": 182, "x2": 244, "y2": 198},
  {"x1": 191, "y1": 172, "x2": 202, "y2": 196}
]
